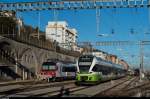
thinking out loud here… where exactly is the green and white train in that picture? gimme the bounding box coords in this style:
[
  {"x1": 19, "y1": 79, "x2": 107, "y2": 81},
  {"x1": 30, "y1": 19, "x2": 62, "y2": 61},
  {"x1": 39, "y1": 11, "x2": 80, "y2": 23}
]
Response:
[{"x1": 75, "y1": 54, "x2": 126, "y2": 85}]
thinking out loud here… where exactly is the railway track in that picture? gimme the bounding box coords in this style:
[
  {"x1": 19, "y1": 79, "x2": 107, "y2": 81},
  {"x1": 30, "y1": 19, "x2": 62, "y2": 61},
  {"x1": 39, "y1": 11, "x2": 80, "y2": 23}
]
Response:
[
  {"x1": 35, "y1": 85, "x2": 90, "y2": 97},
  {"x1": 123, "y1": 79, "x2": 150, "y2": 97},
  {"x1": 0, "y1": 79, "x2": 47, "y2": 87},
  {"x1": 0, "y1": 80, "x2": 76, "y2": 97},
  {"x1": 94, "y1": 76, "x2": 138, "y2": 97},
  {"x1": 0, "y1": 76, "x2": 138, "y2": 97},
  {"x1": 91, "y1": 76, "x2": 150, "y2": 97},
  {"x1": 51, "y1": 76, "x2": 133, "y2": 97}
]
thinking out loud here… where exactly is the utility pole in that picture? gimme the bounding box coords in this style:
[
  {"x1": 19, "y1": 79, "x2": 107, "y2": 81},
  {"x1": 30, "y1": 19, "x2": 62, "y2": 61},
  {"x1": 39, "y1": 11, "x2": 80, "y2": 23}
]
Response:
[
  {"x1": 38, "y1": 11, "x2": 40, "y2": 40},
  {"x1": 54, "y1": 9, "x2": 58, "y2": 60},
  {"x1": 96, "y1": 7, "x2": 100, "y2": 33},
  {"x1": 139, "y1": 41, "x2": 144, "y2": 81}
]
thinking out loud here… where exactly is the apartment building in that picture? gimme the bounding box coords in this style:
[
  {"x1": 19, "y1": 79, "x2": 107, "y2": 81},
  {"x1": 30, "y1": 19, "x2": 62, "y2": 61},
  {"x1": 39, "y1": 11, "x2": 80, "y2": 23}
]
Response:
[{"x1": 45, "y1": 21, "x2": 78, "y2": 51}]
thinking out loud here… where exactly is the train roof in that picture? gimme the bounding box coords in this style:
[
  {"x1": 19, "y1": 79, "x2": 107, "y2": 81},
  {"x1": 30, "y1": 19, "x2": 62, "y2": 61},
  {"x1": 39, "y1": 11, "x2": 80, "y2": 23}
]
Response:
[
  {"x1": 43, "y1": 60, "x2": 76, "y2": 65},
  {"x1": 95, "y1": 56, "x2": 124, "y2": 69},
  {"x1": 79, "y1": 54, "x2": 124, "y2": 69},
  {"x1": 79, "y1": 54, "x2": 94, "y2": 57}
]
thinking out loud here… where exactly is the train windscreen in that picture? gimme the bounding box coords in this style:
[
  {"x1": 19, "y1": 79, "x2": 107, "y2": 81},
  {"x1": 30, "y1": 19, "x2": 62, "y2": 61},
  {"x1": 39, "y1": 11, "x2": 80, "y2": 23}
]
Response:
[
  {"x1": 62, "y1": 66, "x2": 77, "y2": 72},
  {"x1": 42, "y1": 62, "x2": 56, "y2": 70},
  {"x1": 78, "y1": 55, "x2": 94, "y2": 72}
]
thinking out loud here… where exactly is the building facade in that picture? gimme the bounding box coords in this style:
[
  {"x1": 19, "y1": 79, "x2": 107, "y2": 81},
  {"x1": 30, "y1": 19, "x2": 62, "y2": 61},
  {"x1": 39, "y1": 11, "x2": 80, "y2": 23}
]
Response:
[
  {"x1": 92, "y1": 51, "x2": 107, "y2": 60},
  {"x1": 118, "y1": 59, "x2": 129, "y2": 70},
  {"x1": 45, "y1": 21, "x2": 78, "y2": 51},
  {"x1": 91, "y1": 49, "x2": 107, "y2": 60}
]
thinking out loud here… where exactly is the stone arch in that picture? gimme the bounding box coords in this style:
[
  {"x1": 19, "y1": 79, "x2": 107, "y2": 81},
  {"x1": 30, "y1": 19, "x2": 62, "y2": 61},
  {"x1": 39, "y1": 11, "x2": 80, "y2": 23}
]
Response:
[
  {"x1": 38, "y1": 51, "x2": 48, "y2": 63},
  {"x1": 10, "y1": 51, "x2": 15, "y2": 58},
  {"x1": 24, "y1": 54, "x2": 27, "y2": 62},
  {"x1": 18, "y1": 48, "x2": 31, "y2": 59},
  {"x1": 12, "y1": 48, "x2": 20, "y2": 59},
  {"x1": 0, "y1": 41, "x2": 10, "y2": 50},
  {"x1": 18, "y1": 48, "x2": 38, "y2": 75},
  {"x1": 35, "y1": 51, "x2": 49, "y2": 73}
]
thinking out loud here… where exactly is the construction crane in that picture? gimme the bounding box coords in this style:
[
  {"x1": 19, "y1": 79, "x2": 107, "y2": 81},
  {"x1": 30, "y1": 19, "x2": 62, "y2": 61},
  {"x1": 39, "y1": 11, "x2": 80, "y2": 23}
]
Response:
[{"x1": 0, "y1": 0, "x2": 149, "y2": 12}]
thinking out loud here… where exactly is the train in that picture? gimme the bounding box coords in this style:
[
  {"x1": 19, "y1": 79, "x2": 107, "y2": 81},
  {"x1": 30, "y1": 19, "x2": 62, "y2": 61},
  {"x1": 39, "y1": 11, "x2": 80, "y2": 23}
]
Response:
[
  {"x1": 133, "y1": 68, "x2": 140, "y2": 76},
  {"x1": 75, "y1": 54, "x2": 127, "y2": 85},
  {"x1": 39, "y1": 60, "x2": 77, "y2": 82}
]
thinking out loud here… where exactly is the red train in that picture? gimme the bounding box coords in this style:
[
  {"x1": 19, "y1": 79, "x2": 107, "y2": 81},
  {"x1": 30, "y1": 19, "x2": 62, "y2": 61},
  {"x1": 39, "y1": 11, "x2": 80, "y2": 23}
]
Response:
[{"x1": 39, "y1": 60, "x2": 77, "y2": 82}]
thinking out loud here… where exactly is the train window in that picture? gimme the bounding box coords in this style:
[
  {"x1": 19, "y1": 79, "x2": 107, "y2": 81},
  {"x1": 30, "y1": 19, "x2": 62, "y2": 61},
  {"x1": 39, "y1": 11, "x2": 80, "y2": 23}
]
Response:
[
  {"x1": 96, "y1": 57, "x2": 102, "y2": 61},
  {"x1": 92, "y1": 64, "x2": 111, "y2": 75},
  {"x1": 78, "y1": 62, "x2": 91, "y2": 66},
  {"x1": 48, "y1": 66, "x2": 56, "y2": 70},
  {"x1": 42, "y1": 66, "x2": 49, "y2": 70},
  {"x1": 79, "y1": 55, "x2": 94, "y2": 62},
  {"x1": 42, "y1": 62, "x2": 56, "y2": 70},
  {"x1": 42, "y1": 62, "x2": 56, "y2": 65},
  {"x1": 92, "y1": 65, "x2": 98, "y2": 72},
  {"x1": 62, "y1": 67, "x2": 77, "y2": 72},
  {"x1": 102, "y1": 66, "x2": 110, "y2": 75},
  {"x1": 79, "y1": 66, "x2": 90, "y2": 72},
  {"x1": 42, "y1": 65, "x2": 56, "y2": 70}
]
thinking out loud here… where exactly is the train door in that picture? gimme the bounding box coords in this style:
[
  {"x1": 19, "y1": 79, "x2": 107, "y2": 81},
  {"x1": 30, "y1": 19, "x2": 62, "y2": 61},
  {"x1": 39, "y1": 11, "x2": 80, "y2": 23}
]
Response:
[
  {"x1": 59, "y1": 63, "x2": 64, "y2": 78},
  {"x1": 61, "y1": 64, "x2": 67, "y2": 79}
]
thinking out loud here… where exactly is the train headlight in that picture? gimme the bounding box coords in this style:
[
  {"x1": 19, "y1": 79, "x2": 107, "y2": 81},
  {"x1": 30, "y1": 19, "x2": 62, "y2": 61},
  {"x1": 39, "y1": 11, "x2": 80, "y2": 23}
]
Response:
[{"x1": 89, "y1": 77, "x2": 92, "y2": 80}]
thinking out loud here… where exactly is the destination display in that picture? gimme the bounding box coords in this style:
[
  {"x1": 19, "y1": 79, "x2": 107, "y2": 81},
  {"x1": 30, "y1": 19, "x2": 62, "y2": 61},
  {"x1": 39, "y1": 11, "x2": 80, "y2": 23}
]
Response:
[{"x1": 79, "y1": 62, "x2": 92, "y2": 66}]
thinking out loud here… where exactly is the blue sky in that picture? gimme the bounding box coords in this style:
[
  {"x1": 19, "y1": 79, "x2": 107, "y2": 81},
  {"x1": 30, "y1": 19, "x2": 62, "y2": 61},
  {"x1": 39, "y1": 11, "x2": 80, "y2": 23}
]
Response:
[{"x1": 1, "y1": 0, "x2": 150, "y2": 70}]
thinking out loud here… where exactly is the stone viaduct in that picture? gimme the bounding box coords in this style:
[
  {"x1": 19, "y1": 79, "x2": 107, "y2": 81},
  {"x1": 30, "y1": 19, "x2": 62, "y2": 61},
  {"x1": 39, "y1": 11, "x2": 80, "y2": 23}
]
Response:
[{"x1": 0, "y1": 36, "x2": 80, "y2": 80}]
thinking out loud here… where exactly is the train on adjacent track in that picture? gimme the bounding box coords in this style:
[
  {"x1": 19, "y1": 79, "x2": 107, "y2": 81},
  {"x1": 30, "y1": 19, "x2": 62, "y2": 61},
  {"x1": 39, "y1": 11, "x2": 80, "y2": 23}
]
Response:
[
  {"x1": 39, "y1": 60, "x2": 77, "y2": 82},
  {"x1": 75, "y1": 54, "x2": 127, "y2": 85}
]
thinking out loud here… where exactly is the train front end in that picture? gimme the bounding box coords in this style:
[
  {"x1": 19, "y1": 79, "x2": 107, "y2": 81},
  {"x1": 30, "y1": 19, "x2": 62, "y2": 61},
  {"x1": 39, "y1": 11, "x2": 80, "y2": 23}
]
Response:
[
  {"x1": 76, "y1": 55, "x2": 102, "y2": 85},
  {"x1": 40, "y1": 61, "x2": 57, "y2": 81}
]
